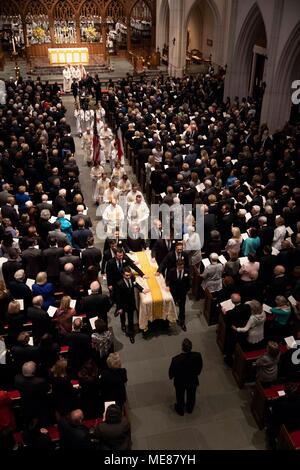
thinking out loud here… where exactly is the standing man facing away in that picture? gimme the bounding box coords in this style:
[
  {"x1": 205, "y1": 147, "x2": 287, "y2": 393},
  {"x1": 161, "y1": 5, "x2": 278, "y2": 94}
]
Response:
[{"x1": 169, "y1": 338, "x2": 203, "y2": 416}]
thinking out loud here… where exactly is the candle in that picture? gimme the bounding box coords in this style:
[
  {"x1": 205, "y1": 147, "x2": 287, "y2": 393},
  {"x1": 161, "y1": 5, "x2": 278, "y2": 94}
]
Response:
[{"x1": 12, "y1": 36, "x2": 16, "y2": 53}]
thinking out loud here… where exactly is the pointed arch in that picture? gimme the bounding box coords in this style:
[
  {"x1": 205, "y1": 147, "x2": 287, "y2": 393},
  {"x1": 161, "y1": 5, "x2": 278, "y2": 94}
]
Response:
[
  {"x1": 0, "y1": 0, "x2": 21, "y2": 17},
  {"x1": 231, "y1": 2, "x2": 267, "y2": 98},
  {"x1": 24, "y1": 0, "x2": 48, "y2": 17},
  {"x1": 52, "y1": 0, "x2": 76, "y2": 18},
  {"x1": 157, "y1": 0, "x2": 170, "y2": 49},
  {"x1": 268, "y1": 20, "x2": 300, "y2": 129},
  {"x1": 184, "y1": 0, "x2": 222, "y2": 64}
]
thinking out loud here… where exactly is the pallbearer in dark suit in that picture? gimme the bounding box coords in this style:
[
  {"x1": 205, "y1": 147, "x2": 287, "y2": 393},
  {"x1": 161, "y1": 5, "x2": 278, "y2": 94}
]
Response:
[
  {"x1": 166, "y1": 260, "x2": 190, "y2": 331},
  {"x1": 169, "y1": 338, "x2": 203, "y2": 416},
  {"x1": 126, "y1": 224, "x2": 147, "y2": 252},
  {"x1": 115, "y1": 267, "x2": 147, "y2": 344}
]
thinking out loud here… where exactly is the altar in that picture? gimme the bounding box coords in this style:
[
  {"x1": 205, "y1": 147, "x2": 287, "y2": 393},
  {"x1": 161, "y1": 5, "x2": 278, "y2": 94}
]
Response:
[{"x1": 48, "y1": 47, "x2": 89, "y2": 65}]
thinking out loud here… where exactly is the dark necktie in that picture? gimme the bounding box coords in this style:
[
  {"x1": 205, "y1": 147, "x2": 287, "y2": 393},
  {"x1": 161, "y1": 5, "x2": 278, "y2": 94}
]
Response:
[{"x1": 118, "y1": 261, "x2": 122, "y2": 271}]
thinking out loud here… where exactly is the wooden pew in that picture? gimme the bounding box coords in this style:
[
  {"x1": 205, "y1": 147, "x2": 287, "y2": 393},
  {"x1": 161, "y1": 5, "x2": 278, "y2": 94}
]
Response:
[
  {"x1": 203, "y1": 288, "x2": 220, "y2": 326},
  {"x1": 232, "y1": 344, "x2": 287, "y2": 389},
  {"x1": 277, "y1": 425, "x2": 300, "y2": 450},
  {"x1": 251, "y1": 381, "x2": 290, "y2": 429},
  {"x1": 216, "y1": 311, "x2": 226, "y2": 353}
]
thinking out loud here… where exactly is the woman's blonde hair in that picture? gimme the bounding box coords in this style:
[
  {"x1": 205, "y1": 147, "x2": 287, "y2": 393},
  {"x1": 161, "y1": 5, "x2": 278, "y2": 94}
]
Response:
[
  {"x1": 51, "y1": 358, "x2": 68, "y2": 378},
  {"x1": 107, "y1": 352, "x2": 121, "y2": 369},
  {"x1": 36, "y1": 271, "x2": 47, "y2": 285},
  {"x1": 60, "y1": 296, "x2": 71, "y2": 310},
  {"x1": 231, "y1": 227, "x2": 241, "y2": 239},
  {"x1": 8, "y1": 301, "x2": 21, "y2": 315}
]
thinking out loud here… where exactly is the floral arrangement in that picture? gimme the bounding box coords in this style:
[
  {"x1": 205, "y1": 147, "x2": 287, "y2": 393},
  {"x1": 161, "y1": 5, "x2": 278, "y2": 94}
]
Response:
[
  {"x1": 85, "y1": 26, "x2": 97, "y2": 42},
  {"x1": 32, "y1": 26, "x2": 46, "y2": 43}
]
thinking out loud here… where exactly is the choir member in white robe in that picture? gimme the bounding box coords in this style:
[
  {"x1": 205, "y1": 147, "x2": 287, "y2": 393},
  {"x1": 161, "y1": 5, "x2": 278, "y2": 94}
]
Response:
[
  {"x1": 102, "y1": 198, "x2": 125, "y2": 237},
  {"x1": 100, "y1": 124, "x2": 114, "y2": 161},
  {"x1": 74, "y1": 103, "x2": 84, "y2": 136},
  {"x1": 81, "y1": 128, "x2": 93, "y2": 165},
  {"x1": 63, "y1": 65, "x2": 72, "y2": 93},
  {"x1": 117, "y1": 175, "x2": 132, "y2": 196},
  {"x1": 127, "y1": 194, "x2": 150, "y2": 237},
  {"x1": 93, "y1": 173, "x2": 110, "y2": 204},
  {"x1": 103, "y1": 181, "x2": 120, "y2": 203},
  {"x1": 90, "y1": 162, "x2": 105, "y2": 196},
  {"x1": 111, "y1": 161, "x2": 126, "y2": 183},
  {"x1": 79, "y1": 64, "x2": 87, "y2": 80}
]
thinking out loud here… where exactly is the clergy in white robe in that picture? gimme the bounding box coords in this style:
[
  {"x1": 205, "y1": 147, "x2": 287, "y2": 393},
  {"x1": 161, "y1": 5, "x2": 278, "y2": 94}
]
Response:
[
  {"x1": 93, "y1": 174, "x2": 110, "y2": 204},
  {"x1": 81, "y1": 128, "x2": 93, "y2": 165},
  {"x1": 127, "y1": 195, "x2": 150, "y2": 236},
  {"x1": 102, "y1": 199, "x2": 124, "y2": 237},
  {"x1": 63, "y1": 65, "x2": 72, "y2": 93},
  {"x1": 100, "y1": 124, "x2": 114, "y2": 161}
]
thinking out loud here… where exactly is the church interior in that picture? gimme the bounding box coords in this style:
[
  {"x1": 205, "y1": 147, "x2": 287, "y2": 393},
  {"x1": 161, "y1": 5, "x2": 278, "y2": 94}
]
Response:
[{"x1": 0, "y1": 0, "x2": 299, "y2": 453}]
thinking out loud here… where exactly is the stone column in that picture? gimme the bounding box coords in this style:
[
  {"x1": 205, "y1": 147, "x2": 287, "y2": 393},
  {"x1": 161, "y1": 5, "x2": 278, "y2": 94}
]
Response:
[
  {"x1": 259, "y1": 0, "x2": 285, "y2": 131},
  {"x1": 223, "y1": 0, "x2": 238, "y2": 100},
  {"x1": 168, "y1": 0, "x2": 185, "y2": 77}
]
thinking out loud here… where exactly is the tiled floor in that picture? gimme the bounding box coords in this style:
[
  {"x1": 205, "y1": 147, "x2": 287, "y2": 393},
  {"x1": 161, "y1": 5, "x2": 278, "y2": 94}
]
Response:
[{"x1": 63, "y1": 95, "x2": 266, "y2": 450}]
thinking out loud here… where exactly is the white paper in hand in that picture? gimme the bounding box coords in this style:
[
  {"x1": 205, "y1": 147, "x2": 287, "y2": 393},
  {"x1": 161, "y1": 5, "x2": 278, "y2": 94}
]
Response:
[
  {"x1": 202, "y1": 258, "x2": 211, "y2": 268},
  {"x1": 218, "y1": 255, "x2": 227, "y2": 265},
  {"x1": 70, "y1": 299, "x2": 77, "y2": 309},
  {"x1": 241, "y1": 233, "x2": 249, "y2": 241},
  {"x1": 28, "y1": 336, "x2": 34, "y2": 346},
  {"x1": 245, "y1": 213, "x2": 251, "y2": 222},
  {"x1": 0, "y1": 339, "x2": 6, "y2": 365},
  {"x1": 103, "y1": 401, "x2": 116, "y2": 421},
  {"x1": 26, "y1": 278, "x2": 35, "y2": 289},
  {"x1": 49, "y1": 216, "x2": 57, "y2": 224},
  {"x1": 278, "y1": 391, "x2": 286, "y2": 397},
  {"x1": 16, "y1": 299, "x2": 24, "y2": 310},
  {"x1": 284, "y1": 336, "x2": 297, "y2": 349},
  {"x1": 89, "y1": 317, "x2": 97, "y2": 330},
  {"x1": 47, "y1": 306, "x2": 57, "y2": 318},
  {"x1": 221, "y1": 299, "x2": 235, "y2": 312},
  {"x1": 263, "y1": 304, "x2": 272, "y2": 314},
  {"x1": 288, "y1": 295, "x2": 297, "y2": 306},
  {"x1": 239, "y1": 257, "x2": 248, "y2": 266},
  {"x1": 196, "y1": 183, "x2": 205, "y2": 193}
]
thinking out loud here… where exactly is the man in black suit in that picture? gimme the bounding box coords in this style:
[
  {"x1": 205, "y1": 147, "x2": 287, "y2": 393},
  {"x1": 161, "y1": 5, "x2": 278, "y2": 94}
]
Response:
[
  {"x1": 71, "y1": 205, "x2": 92, "y2": 229},
  {"x1": 158, "y1": 241, "x2": 189, "y2": 276},
  {"x1": 106, "y1": 248, "x2": 144, "y2": 297},
  {"x1": 59, "y1": 263, "x2": 80, "y2": 298},
  {"x1": 72, "y1": 218, "x2": 93, "y2": 249},
  {"x1": 65, "y1": 318, "x2": 92, "y2": 378},
  {"x1": 257, "y1": 216, "x2": 274, "y2": 249},
  {"x1": 219, "y1": 203, "x2": 234, "y2": 244},
  {"x1": 54, "y1": 188, "x2": 69, "y2": 215},
  {"x1": 11, "y1": 332, "x2": 40, "y2": 373},
  {"x1": 59, "y1": 245, "x2": 81, "y2": 271},
  {"x1": 1, "y1": 196, "x2": 19, "y2": 227},
  {"x1": 115, "y1": 267, "x2": 147, "y2": 343},
  {"x1": 169, "y1": 338, "x2": 203, "y2": 415},
  {"x1": 101, "y1": 240, "x2": 117, "y2": 274},
  {"x1": 148, "y1": 218, "x2": 163, "y2": 249},
  {"x1": 2, "y1": 247, "x2": 22, "y2": 287},
  {"x1": 21, "y1": 240, "x2": 43, "y2": 279},
  {"x1": 151, "y1": 237, "x2": 176, "y2": 266},
  {"x1": 259, "y1": 246, "x2": 277, "y2": 283},
  {"x1": 78, "y1": 281, "x2": 111, "y2": 323},
  {"x1": 27, "y1": 296, "x2": 52, "y2": 344},
  {"x1": 222, "y1": 293, "x2": 251, "y2": 366},
  {"x1": 15, "y1": 361, "x2": 50, "y2": 426},
  {"x1": 58, "y1": 409, "x2": 92, "y2": 450},
  {"x1": 166, "y1": 260, "x2": 190, "y2": 331},
  {"x1": 9, "y1": 269, "x2": 32, "y2": 312},
  {"x1": 81, "y1": 237, "x2": 102, "y2": 271},
  {"x1": 43, "y1": 239, "x2": 64, "y2": 285},
  {"x1": 126, "y1": 225, "x2": 147, "y2": 252}
]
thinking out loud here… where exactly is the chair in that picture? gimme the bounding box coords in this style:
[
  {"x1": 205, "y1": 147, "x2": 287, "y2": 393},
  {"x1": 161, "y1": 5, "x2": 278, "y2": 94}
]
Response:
[{"x1": 190, "y1": 49, "x2": 203, "y2": 64}]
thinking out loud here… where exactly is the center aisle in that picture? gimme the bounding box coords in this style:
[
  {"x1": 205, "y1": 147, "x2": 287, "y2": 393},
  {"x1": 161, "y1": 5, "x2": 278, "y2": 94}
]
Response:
[{"x1": 62, "y1": 95, "x2": 265, "y2": 450}]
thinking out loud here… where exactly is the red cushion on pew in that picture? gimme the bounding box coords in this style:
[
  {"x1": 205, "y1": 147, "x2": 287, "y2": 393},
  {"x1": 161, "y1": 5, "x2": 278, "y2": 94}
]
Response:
[
  {"x1": 244, "y1": 349, "x2": 266, "y2": 360},
  {"x1": 60, "y1": 345, "x2": 69, "y2": 354},
  {"x1": 289, "y1": 429, "x2": 300, "y2": 447},
  {"x1": 8, "y1": 390, "x2": 21, "y2": 400},
  {"x1": 263, "y1": 384, "x2": 287, "y2": 399},
  {"x1": 47, "y1": 425, "x2": 59, "y2": 441}
]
